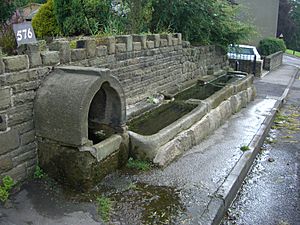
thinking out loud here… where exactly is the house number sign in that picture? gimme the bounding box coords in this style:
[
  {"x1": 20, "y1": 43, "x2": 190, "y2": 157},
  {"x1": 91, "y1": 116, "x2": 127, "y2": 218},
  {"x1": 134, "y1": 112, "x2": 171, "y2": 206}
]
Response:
[{"x1": 13, "y1": 22, "x2": 37, "y2": 46}]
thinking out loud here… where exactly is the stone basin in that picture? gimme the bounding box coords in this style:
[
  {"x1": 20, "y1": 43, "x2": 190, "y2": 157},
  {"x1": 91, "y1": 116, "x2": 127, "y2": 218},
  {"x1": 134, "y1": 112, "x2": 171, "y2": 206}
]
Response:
[{"x1": 128, "y1": 72, "x2": 256, "y2": 166}]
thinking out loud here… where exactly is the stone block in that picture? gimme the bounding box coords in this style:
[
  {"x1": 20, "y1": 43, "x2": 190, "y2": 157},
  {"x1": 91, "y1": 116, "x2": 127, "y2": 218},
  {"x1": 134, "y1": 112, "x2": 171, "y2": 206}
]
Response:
[
  {"x1": 146, "y1": 41, "x2": 155, "y2": 49},
  {"x1": 12, "y1": 148, "x2": 36, "y2": 165},
  {"x1": 3, "y1": 55, "x2": 29, "y2": 72},
  {"x1": 12, "y1": 91, "x2": 35, "y2": 105},
  {"x1": 3, "y1": 163, "x2": 27, "y2": 182},
  {"x1": 96, "y1": 37, "x2": 116, "y2": 54},
  {"x1": 160, "y1": 39, "x2": 168, "y2": 47},
  {"x1": 116, "y1": 35, "x2": 133, "y2": 52},
  {"x1": 71, "y1": 49, "x2": 87, "y2": 61},
  {"x1": 77, "y1": 39, "x2": 96, "y2": 58},
  {"x1": 96, "y1": 46, "x2": 107, "y2": 57},
  {"x1": 11, "y1": 80, "x2": 40, "y2": 93},
  {"x1": 4, "y1": 69, "x2": 39, "y2": 85},
  {"x1": 133, "y1": 35, "x2": 147, "y2": 49},
  {"x1": 0, "y1": 114, "x2": 8, "y2": 131},
  {"x1": 115, "y1": 43, "x2": 127, "y2": 53},
  {"x1": 0, "y1": 87, "x2": 11, "y2": 110},
  {"x1": 0, "y1": 58, "x2": 4, "y2": 74},
  {"x1": 175, "y1": 33, "x2": 182, "y2": 45},
  {"x1": 8, "y1": 104, "x2": 33, "y2": 126},
  {"x1": 106, "y1": 37, "x2": 116, "y2": 54},
  {"x1": 14, "y1": 120, "x2": 34, "y2": 134},
  {"x1": 172, "y1": 38, "x2": 179, "y2": 46},
  {"x1": 0, "y1": 155, "x2": 13, "y2": 172},
  {"x1": 0, "y1": 129, "x2": 20, "y2": 155},
  {"x1": 147, "y1": 34, "x2": 160, "y2": 48},
  {"x1": 49, "y1": 40, "x2": 71, "y2": 64},
  {"x1": 40, "y1": 51, "x2": 60, "y2": 66},
  {"x1": 133, "y1": 42, "x2": 142, "y2": 51},
  {"x1": 20, "y1": 130, "x2": 35, "y2": 146},
  {"x1": 17, "y1": 43, "x2": 42, "y2": 68},
  {"x1": 160, "y1": 34, "x2": 173, "y2": 46}
]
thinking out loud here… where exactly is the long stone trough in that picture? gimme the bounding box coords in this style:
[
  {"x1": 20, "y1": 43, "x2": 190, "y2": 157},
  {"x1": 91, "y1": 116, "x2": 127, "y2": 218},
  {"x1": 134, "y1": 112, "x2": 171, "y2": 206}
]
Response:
[{"x1": 128, "y1": 72, "x2": 256, "y2": 166}]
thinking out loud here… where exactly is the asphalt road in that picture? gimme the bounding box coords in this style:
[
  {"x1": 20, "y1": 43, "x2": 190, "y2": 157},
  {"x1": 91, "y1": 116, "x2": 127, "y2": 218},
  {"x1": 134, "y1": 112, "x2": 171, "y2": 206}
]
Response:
[{"x1": 222, "y1": 57, "x2": 300, "y2": 225}]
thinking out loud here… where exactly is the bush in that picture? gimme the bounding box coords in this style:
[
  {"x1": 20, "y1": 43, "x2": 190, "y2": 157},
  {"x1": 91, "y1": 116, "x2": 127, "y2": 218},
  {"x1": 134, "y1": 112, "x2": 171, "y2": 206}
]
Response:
[
  {"x1": 0, "y1": 25, "x2": 17, "y2": 55},
  {"x1": 258, "y1": 37, "x2": 287, "y2": 56},
  {"x1": 53, "y1": 0, "x2": 113, "y2": 36},
  {"x1": 32, "y1": 0, "x2": 60, "y2": 38}
]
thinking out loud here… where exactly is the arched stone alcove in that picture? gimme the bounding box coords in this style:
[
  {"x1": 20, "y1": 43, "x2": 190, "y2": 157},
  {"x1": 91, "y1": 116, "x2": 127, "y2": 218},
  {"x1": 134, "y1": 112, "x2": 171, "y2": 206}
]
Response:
[{"x1": 35, "y1": 66, "x2": 126, "y2": 147}]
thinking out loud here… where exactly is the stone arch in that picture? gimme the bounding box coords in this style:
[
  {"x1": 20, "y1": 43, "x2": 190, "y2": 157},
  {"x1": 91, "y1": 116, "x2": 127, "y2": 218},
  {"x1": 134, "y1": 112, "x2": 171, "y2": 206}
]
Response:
[{"x1": 35, "y1": 66, "x2": 126, "y2": 147}]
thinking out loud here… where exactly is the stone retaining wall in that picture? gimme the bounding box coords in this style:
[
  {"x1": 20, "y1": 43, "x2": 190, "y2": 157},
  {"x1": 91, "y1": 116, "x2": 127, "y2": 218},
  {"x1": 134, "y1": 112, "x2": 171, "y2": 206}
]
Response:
[
  {"x1": 263, "y1": 51, "x2": 283, "y2": 71},
  {"x1": 0, "y1": 33, "x2": 227, "y2": 182}
]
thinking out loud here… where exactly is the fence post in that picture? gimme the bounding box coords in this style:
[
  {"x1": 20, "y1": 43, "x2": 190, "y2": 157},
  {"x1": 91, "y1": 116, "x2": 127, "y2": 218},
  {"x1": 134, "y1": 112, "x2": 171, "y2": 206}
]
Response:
[{"x1": 253, "y1": 55, "x2": 256, "y2": 76}]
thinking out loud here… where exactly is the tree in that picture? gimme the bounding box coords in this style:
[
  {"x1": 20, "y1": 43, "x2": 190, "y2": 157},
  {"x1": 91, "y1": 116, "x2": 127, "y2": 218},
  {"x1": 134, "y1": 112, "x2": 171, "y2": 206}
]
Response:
[
  {"x1": 0, "y1": 0, "x2": 16, "y2": 24},
  {"x1": 277, "y1": 0, "x2": 300, "y2": 50},
  {"x1": 150, "y1": 0, "x2": 252, "y2": 48}
]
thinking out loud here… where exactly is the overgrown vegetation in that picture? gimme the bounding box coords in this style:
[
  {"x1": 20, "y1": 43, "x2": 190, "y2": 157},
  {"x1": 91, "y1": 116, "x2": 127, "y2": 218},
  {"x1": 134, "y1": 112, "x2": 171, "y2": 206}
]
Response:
[
  {"x1": 126, "y1": 157, "x2": 152, "y2": 171},
  {"x1": 97, "y1": 196, "x2": 113, "y2": 222},
  {"x1": 258, "y1": 37, "x2": 287, "y2": 56},
  {"x1": 0, "y1": 176, "x2": 14, "y2": 203}
]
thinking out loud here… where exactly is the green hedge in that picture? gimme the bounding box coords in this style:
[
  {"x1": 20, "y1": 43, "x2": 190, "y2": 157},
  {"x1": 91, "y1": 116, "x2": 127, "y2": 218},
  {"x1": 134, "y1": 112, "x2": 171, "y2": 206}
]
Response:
[{"x1": 258, "y1": 38, "x2": 286, "y2": 56}]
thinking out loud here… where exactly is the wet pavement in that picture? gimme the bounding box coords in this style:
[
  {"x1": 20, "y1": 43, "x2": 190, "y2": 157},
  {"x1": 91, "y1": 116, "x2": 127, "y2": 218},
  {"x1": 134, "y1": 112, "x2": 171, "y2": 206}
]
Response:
[
  {"x1": 222, "y1": 76, "x2": 300, "y2": 225},
  {"x1": 0, "y1": 56, "x2": 299, "y2": 225}
]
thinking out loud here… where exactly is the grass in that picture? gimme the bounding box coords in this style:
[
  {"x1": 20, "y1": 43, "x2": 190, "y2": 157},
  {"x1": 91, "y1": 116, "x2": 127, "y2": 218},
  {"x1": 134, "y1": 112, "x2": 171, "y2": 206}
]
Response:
[
  {"x1": 240, "y1": 145, "x2": 250, "y2": 152},
  {"x1": 286, "y1": 49, "x2": 300, "y2": 57},
  {"x1": 126, "y1": 157, "x2": 152, "y2": 171},
  {"x1": 97, "y1": 196, "x2": 113, "y2": 222}
]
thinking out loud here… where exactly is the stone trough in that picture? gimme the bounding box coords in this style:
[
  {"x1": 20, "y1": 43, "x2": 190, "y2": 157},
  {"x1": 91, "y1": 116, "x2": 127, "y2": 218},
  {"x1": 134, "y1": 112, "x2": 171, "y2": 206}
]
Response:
[{"x1": 128, "y1": 71, "x2": 256, "y2": 166}]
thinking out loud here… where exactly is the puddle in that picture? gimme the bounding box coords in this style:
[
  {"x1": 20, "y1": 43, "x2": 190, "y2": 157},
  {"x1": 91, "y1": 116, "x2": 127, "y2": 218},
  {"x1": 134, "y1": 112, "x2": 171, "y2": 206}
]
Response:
[{"x1": 108, "y1": 183, "x2": 186, "y2": 224}]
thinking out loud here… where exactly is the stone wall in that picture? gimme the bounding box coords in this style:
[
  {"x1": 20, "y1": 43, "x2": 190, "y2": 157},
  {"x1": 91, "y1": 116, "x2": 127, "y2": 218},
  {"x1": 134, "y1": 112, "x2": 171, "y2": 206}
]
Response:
[
  {"x1": 0, "y1": 33, "x2": 228, "y2": 182},
  {"x1": 263, "y1": 51, "x2": 283, "y2": 71},
  {"x1": 229, "y1": 59, "x2": 263, "y2": 77}
]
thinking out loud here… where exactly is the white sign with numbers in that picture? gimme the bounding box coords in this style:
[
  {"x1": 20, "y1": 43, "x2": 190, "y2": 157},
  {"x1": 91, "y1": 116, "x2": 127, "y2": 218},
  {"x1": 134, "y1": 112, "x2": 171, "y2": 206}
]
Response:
[{"x1": 13, "y1": 22, "x2": 37, "y2": 46}]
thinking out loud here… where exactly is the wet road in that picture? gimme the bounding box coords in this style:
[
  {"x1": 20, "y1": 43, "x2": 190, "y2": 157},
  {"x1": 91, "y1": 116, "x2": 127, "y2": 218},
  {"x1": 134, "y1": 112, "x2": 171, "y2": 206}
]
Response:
[{"x1": 222, "y1": 73, "x2": 300, "y2": 225}]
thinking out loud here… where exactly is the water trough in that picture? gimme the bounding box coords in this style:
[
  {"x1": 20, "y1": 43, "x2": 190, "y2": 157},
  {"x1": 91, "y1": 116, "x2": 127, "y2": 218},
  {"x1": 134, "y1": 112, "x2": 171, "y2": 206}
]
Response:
[{"x1": 128, "y1": 71, "x2": 256, "y2": 166}]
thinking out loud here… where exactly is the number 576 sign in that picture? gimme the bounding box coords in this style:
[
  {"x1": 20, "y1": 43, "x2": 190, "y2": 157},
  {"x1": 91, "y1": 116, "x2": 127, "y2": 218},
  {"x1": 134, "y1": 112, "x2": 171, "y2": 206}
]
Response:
[{"x1": 13, "y1": 22, "x2": 37, "y2": 46}]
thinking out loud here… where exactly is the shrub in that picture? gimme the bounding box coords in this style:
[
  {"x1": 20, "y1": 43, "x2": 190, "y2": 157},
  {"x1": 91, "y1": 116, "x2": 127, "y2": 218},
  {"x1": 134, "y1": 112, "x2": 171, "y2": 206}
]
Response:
[
  {"x1": 0, "y1": 25, "x2": 17, "y2": 55},
  {"x1": 53, "y1": 0, "x2": 113, "y2": 36},
  {"x1": 258, "y1": 37, "x2": 287, "y2": 56},
  {"x1": 32, "y1": 0, "x2": 61, "y2": 38}
]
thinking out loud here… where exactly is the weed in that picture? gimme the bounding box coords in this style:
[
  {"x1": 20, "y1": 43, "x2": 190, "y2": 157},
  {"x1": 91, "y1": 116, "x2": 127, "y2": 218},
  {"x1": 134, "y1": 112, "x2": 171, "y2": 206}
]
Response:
[
  {"x1": 69, "y1": 40, "x2": 77, "y2": 49},
  {"x1": 34, "y1": 165, "x2": 45, "y2": 179},
  {"x1": 240, "y1": 145, "x2": 250, "y2": 152},
  {"x1": 97, "y1": 196, "x2": 113, "y2": 222},
  {"x1": 127, "y1": 157, "x2": 152, "y2": 171},
  {"x1": 0, "y1": 176, "x2": 14, "y2": 203}
]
